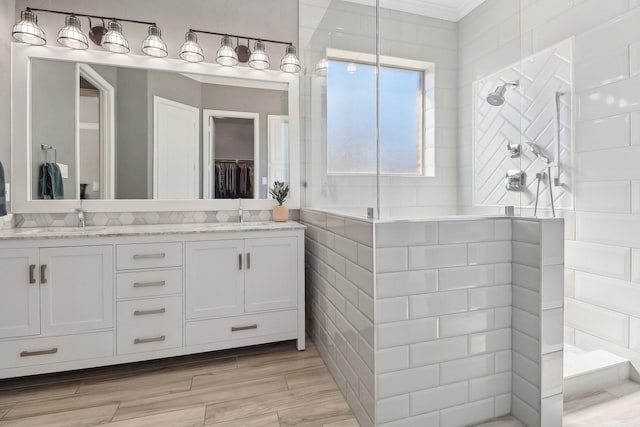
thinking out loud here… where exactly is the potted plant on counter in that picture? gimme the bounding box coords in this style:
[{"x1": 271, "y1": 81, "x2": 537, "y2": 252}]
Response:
[{"x1": 269, "y1": 181, "x2": 290, "y2": 222}]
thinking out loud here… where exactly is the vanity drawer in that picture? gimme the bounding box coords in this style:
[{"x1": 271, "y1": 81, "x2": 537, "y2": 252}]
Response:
[
  {"x1": 117, "y1": 269, "x2": 183, "y2": 299},
  {"x1": 0, "y1": 331, "x2": 113, "y2": 369},
  {"x1": 185, "y1": 310, "x2": 297, "y2": 347},
  {"x1": 117, "y1": 242, "x2": 182, "y2": 270},
  {"x1": 117, "y1": 296, "x2": 183, "y2": 355}
]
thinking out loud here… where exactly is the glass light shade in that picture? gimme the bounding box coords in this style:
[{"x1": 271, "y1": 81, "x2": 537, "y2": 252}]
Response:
[
  {"x1": 280, "y1": 45, "x2": 301, "y2": 73},
  {"x1": 315, "y1": 57, "x2": 328, "y2": 76},
  {"x1": 101, "y1": 20, "x2": 129, "y2": 54},
  {"x1": 57, "y1": 15, "x2": 88, "y2": 50},
  {"x1": 179, "y1": 31, "x2": 204, "y2": 63},
  {"x1": 12, "y1": 9, "x2": 46, "y2": 45},
  {"x1": 216, "y1": 35, "x2": 238, "y2": 67},
  {"x1": 141, "y1": 25, "x2": 167, "y2": 57},
  {"x1": 248, "y1": 41, "x2": 270, "y2": 70}
]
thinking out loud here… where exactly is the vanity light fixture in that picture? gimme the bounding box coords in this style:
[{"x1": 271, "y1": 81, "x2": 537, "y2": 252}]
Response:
[
  {"x1": 57, "y1": 14, "x2": 88, "y2": 50},
  {"x1": 12, "y1": 7, "x2": 168, "y2": 58},
  {"x1": 186, "y1": 28, "x2": 301, "y2": 73},
  {"x1": 248, "y1": 41, "x2": 270, "y2": 70},
  {"x1": 179, "y1": 31, "x2": 204, "y2": 63},
  {"x1": 216, "y1": 35, "x2": 239, "y2": 66},
  {"x1": 141, "y1": 24, "x2": 168, "y2": 57},
  {"x1": 280, "y1": 45, "x2": 302, "y2": 73},
  {"x1": 101, "y1": 20, "x2": 129, "y2": 54},
  {"x1": 12, "y1": 9, "x2": 46, "y2": 45},
  {"x1": 315, "y1": 57, "x2": 328, "y2": 76}
]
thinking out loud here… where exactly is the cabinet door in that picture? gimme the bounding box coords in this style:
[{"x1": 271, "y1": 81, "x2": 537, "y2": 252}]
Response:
[
  {"x1": 0, "y1": 249, "x2": 40, "y2": 338},
  {"x1": 186, "y1": 240, "x2": 244, "y2": 319},
  {"x1": 245, "y1": 237, "x2": 298, "y2": 313},
  {"x1": 40, "y1": 245, "x2": 113, "y2": 335}
]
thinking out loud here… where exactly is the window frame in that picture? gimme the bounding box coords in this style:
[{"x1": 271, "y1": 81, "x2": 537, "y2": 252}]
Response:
[{"x1": 324, "y1": 49, "x2": 436, "y2": 178}]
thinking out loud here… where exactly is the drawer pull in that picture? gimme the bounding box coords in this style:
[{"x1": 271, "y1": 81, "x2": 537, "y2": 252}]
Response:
[
  {"x1": 246, "y1": 252, "x2": 251, "y2": 269},
  {"x1": 40, "y1": 264, "x2": 47, "y2": 284},
  {"x1": 134, "y1": 335, "x2": 166, "y2": 344},
  {"x1": 133, "y1": 280, "x2": 166, "y2": 288},
  {"x1": 133, "y1": 253, "x2": 166, "y2": 260},
  {"x1": 20, "y1": 348, "x2": 58, "y2": 357},
  {"x1": 231, "y1": 324, "x2": 258, "y2": 332},
  {"x1": 29, "y1": 264, "x2": 36, "y2": 284},
  {"x1": 238, "y1": 253, "x2": 242, "y2": 270},
  {"x1": 134, "y1": 308, "x2": 166, "y2": 316}
]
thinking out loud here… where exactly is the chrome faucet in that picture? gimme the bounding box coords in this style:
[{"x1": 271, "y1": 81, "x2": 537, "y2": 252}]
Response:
[
  {"x1": 75, "y1": 207, "x2": 86, "y2": 229},
  {"x1": 238, "y1": 200, "x2": 244, "y2": 223}
]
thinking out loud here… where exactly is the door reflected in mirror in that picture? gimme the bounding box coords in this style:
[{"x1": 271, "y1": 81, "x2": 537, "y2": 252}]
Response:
[{"x1": 29, "y1": 58, "x2": 289, "y2": 201}]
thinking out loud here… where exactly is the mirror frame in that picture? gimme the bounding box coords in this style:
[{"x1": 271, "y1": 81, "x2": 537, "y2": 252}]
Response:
[{"x1": 11, "y1": 44, "x2": 300, "y2": 213}]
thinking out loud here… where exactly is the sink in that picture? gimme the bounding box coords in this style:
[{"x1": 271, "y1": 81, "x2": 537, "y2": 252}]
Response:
[{"x1": 16, "y1": 226, "x2": 107, "y2": 235}]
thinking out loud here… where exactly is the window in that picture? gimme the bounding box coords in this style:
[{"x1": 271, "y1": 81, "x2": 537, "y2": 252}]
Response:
[{"x1": 326, "y1": 57, "x2": 433, "y2": 176}]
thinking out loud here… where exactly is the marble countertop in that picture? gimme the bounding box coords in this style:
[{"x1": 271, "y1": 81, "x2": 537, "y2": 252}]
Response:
[{"x1": 0, "y1": 221, "x2": 305, "y2": 240}]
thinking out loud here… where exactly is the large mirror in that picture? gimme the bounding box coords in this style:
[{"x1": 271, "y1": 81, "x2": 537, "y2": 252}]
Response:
[{"x1": 12, "y1": 45, "x2": 300, "y2": 212}]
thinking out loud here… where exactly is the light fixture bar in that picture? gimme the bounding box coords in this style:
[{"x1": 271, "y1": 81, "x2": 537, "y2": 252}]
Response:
[
  {"x1": 189, "y1": 28, "x2": 293, "y2": 47},
  {"x1": 25, "y1": 7, "x2": 156, "y2": 26}
]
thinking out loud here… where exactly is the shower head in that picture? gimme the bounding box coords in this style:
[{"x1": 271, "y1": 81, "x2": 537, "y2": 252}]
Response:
[{"x1": 486, "y1": 80, "x2": 519, "y2": 106}]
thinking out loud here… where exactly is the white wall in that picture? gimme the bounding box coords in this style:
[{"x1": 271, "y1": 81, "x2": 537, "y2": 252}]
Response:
[{"x1": 460, "y1": 0, "x2": 640, "y2": 370}]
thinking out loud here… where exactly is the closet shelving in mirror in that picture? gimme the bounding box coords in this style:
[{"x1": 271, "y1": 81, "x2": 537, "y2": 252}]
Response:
[{"x1": 12, "y1": 7, "x2": 168, "y2": 57}]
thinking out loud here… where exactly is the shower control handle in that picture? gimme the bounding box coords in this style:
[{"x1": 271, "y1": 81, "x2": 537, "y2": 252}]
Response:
[{"x1": 505, "y1": 170, "x2": 526, "y2": 192}]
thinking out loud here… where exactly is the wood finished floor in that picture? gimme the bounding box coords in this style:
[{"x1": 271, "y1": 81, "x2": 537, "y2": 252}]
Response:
[
  {"x1": 1, "y1": 339, "x2": 640, "y2": 426},
  {"x1": 0, "y1": 339, "x2": 358, "y2": 427}
]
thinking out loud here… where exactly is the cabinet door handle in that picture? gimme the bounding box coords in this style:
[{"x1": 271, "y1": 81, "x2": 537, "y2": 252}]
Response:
[
  {"x1": 134, "y1": 308, "x2": 166, "y2": 316},
  {"x1": 29, "y1": 264, "x2": 36, "y2": 284},
  {"x1": 40, "y1": 264, "x2": 47, "y2": 284},
  {"x1": 133, "y1": 280, "x2": 166, "y2": 288},
  {"x1": 238, "y1": 253, "x2": 242, "y2": 270},
  {"x1": 231, "y1": 324, "x2": 258, "y2": 332},
  {"x1": 20, "y1": 348, "x2": 58, "y2": 357},
  {"x1": 246, "y1": 252, "x2": 251, "y2": 269},
  {"x1": 133, "y1": 253, "x2": 166, "y2": 260},
  {"x1": 134, "y1": 335, "x2": 165, "y2": 344}
]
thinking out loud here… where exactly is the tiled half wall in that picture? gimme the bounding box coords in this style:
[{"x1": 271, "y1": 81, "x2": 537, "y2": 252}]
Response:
[{"x1": 302, "y1": 209, "x2": 564, "y2": 427}]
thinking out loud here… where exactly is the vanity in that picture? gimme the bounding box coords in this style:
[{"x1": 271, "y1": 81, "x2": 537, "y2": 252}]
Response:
[
  {"x1": 0, "y1": 222, "x2": 305, "y2": 379},
  {"x1": 1, "y1": 42, "x2": 305, "y2": 379}
]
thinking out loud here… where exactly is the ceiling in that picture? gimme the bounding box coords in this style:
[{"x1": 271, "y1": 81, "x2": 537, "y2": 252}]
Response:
[{"x1": 343, "y1": 0, "x2": 487, "y2": 22}]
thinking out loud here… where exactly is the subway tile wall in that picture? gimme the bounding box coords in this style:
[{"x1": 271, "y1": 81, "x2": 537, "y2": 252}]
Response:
[
  {"x1": 511, "y1": 219, "x2": 564, "y2": 427},
  {"x1": 303, "y1": 209, "x2": 564, "y2": 426},
  {"x1": 375, "y1": 218, "x2": 514, "y2": 426},
  {"x1": 302, "y1": 209, "x2": 376, "y2": 427},
  {"x1": 461, "y1": 0, "x2": 640, "y2": 375}
]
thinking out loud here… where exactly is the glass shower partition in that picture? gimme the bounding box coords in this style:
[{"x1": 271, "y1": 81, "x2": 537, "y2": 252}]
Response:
[{"x1": 301, "y1": 0, "x2": 380, "y2": 220}]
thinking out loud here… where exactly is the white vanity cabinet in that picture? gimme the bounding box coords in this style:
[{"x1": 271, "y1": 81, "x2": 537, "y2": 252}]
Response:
[
  {"x1": 0, "y1": 245, "x2": 113, "y2": 339},
  {"x1": 185, "y1": 236, "x2": 300, "y2": 348},
  {"x1": 0, "y1": 249, "x2": 40, "y2": 339},
  {"x1": 39, "y1": 245, "x2": 114, "y2": 335},
  {"x1": 0, "y1": 245, "x2": 114, "y2": 372},
  {"x1": 0, "y1": 223, "x2": 305, "y2": 379}
]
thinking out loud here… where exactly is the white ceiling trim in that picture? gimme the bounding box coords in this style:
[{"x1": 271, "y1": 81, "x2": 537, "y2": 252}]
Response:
[{"x1": 342, "y1": 0, "x2": 486, "y2": 22}]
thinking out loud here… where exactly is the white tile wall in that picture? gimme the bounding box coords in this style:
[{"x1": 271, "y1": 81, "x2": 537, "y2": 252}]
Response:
[
  {"x1": 372, "y1": 217, "x2": 562, "y2": 426},
  {"x1": 305, "y1": 212, "x2": 564, "y2": 426},
  {"x1": 458, "y1": 5, "x2": 640, "y2": 420},
  {"x1": 303, "y1": 210, "x2": 376, "y2": 427}
]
